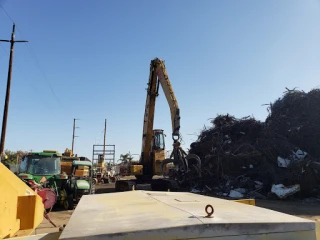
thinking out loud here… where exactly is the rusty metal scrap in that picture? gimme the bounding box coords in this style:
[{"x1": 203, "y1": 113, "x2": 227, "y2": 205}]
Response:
[{"x1": 186, "y1": 88, "x2": 320, "y2": 200}]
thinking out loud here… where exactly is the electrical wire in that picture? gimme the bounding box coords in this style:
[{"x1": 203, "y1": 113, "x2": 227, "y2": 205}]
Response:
[
  {"x1": 0, "y1": 41, "x2": 8, "y2": 56},
  {"x1": 0, "y1": 3, "x2": 13, "y2": 23},
  {"x1": 22, "y1": 41, "x2": 63, "y2": 108},
  {"x1": 0, "y1": 3, "x2": 63, "y2": 108},
  {"x1": 0, "y1": 41, "x2": 51, "y2": 109}
]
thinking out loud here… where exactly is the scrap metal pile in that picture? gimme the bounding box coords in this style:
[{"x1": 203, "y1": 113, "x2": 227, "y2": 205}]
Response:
[{"x1": 187, "y1": 88, "x2": 320, "y2": 200}]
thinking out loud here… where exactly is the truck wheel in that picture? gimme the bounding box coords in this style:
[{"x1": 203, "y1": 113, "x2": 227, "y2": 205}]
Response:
[
  {"x1": 63, "y1": 195, "x2": 74, "y2": 210},
  {"x1": 103, "y1": 178, "x2": 109, "y2": 184},
  {"x1": 92, "y1": 178, "x2": 97, "y2": 185}
]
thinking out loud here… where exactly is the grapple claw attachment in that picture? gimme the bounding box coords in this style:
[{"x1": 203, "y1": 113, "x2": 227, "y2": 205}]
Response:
[
  {"x1": 160, "y1": 142, "x2": 202, "y2": 179},
  {"x1": 185, "y1": 153, "x2": 202, "y2": 177}
]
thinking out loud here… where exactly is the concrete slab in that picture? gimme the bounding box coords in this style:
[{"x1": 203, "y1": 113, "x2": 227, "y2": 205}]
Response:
[{"x1": 59, "y1": 191, "x2": 317, "y2": 240}]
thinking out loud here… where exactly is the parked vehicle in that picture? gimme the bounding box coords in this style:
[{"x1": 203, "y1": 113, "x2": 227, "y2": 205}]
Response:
[
  {"x1": 18, "y1": 150, "x2": 73, "y2": 210},
  {"x1": 65, "y1": 160, "x2": 94, "y2": 203},
  {"x1": 92, "y1": 166, "x2": 109, "y2": 184}
]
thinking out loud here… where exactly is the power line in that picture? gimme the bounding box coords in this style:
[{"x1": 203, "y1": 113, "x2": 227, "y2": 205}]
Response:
[
  {"x1": 0, "y1": 41, "x2": 8, "y2": 53},
  {"x1": 0, "y1": 37, "x2": 49, "y2": 109},
  {"x1": 0, "y1": 3, "x2": 63, "y2": 108},
  {"x1": 0, "y1": 3, "x2": 14, "y2": 23},
  {"x1": 0, "y1": 41, "x2": 8, "y2": 58},
  {"x1": 22, "y1": 42, "x2": 63, "y2": 108}
]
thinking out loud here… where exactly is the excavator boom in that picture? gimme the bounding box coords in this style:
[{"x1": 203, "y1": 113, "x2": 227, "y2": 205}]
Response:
[{"x1": 154, "y1": 59, "x2": 181, "y2": 138}]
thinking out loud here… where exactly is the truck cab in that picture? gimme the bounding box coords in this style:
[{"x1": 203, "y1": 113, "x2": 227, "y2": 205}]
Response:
[
  {"x1": 18, "y1": 150, "x2": 66, "y2": 182},
  {"x1": 18, "y1": 150, "x2": 71, "y2": 210}
]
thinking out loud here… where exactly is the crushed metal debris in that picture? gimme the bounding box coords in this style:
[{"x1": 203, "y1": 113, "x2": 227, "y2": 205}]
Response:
[{"x1": 186, "y1": 88, "x2": 320, "y2": 200}]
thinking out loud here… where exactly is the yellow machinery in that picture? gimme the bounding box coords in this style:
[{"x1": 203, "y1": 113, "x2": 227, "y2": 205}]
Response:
[
  {"x1": 0, "y1": 162, "x2": 44, "y2": 239},
  {"x1": 95, "y1": 154, "x2": 108, "y2": 182},
  {"x1": 62, "y1": 148, "x2": 73, "y2": 157},
  {"x1": 115, "y1": 58, "x2": 201, "y2": 191},
  {"x1": 61, "y1": 149, "x2": 80, "y2": 176},
  {"x1": 61, "y1": 148, "x2": 92, "y2": 176}
]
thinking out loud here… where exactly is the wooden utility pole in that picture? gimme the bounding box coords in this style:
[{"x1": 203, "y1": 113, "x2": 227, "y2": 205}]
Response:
[
  {"x1": 72, "y1": 118, "x2": 79, "y2": 154},
  {"x1": 0, "y1": 23, "x2": 28, "y2": 160},
  {"x1": 103, "y1": 119, "x2": 107, "y2": 161}
]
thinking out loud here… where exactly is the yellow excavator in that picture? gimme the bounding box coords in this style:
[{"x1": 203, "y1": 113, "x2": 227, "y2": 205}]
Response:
[{"x1": 115, "y1": 58, "x2": 201, "y2": 192}]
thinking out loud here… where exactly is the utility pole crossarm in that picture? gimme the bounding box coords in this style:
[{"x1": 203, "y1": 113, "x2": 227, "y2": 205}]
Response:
[
  {"x1": 0, "y1": 23, "x2": 28, "y2": 158},
  {"x1": 12, "y1": 40, "x2": 28, "y2": 43}
]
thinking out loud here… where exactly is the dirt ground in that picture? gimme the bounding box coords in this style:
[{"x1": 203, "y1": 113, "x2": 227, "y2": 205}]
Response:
[
  {"x1": 257, "y1": 199, "x2": 320, "y2": 221},
  {"x1": 34, "y1": 181, "x2": 320, "y2": 234},
  {"x1": 33, "y1": 183, "x2": 116, "y2": 234}
]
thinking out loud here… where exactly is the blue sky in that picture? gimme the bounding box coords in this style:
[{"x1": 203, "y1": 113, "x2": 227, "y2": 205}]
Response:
[{"x1": 0, "y1": 0, "x2": 319, "y2": 163}]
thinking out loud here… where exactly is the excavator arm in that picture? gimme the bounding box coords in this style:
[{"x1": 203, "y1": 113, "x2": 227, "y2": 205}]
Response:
[
  {"x1": 154, "y1": 59, "x2": 181, "y2": 139},
  {"x1": 140, "y1": 58, "x2": 201, "y2": 178}
]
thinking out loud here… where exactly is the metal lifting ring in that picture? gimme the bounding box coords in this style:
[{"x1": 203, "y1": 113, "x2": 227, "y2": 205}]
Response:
[{"x1": 205, "y1": 204, "x2": 214, "y2": 217}]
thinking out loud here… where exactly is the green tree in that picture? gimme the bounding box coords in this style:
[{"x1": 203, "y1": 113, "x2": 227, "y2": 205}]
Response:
[
  {"x1": 119, "y1": 153, "x2": 133, "y2": 164},
  {"x1": 3, "y1": 149, "x2": 28, "y2": 164},
  {"x1": 2, "y1": 150, "x2": 28, "y2": 173}
]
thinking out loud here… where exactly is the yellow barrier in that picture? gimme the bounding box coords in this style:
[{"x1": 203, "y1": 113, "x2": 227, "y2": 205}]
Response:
[
  {"x1": 233, "y1": 199, "x2": 256, "y2": 206},
  {"x1": 0, "y1": 163, "x2": 44, "y2": 239}
]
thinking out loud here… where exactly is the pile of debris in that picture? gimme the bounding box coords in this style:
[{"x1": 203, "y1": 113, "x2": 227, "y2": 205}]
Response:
[
  {"x1": 187, "y1": 88, "x2": 320, "y2": 200},
  {"x1": 266, "y1": 88, "x2": 320, "y2": 158}
]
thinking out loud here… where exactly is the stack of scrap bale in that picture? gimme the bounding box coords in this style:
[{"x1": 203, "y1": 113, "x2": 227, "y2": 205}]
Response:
[{"x1": 187, "y1": 88, "x2": 320, "y2": 200}]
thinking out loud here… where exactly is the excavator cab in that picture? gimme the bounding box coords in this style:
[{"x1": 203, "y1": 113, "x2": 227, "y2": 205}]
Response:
[
  {"x1": 131, "y1": 130, "x2": 166, "y2": 180},
  {"x1": 152, "y1": 129, "x2": 165, "y2": 150},
  {"x1": 151, "y1": 129, "x2": 166, "y2": 175}
]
